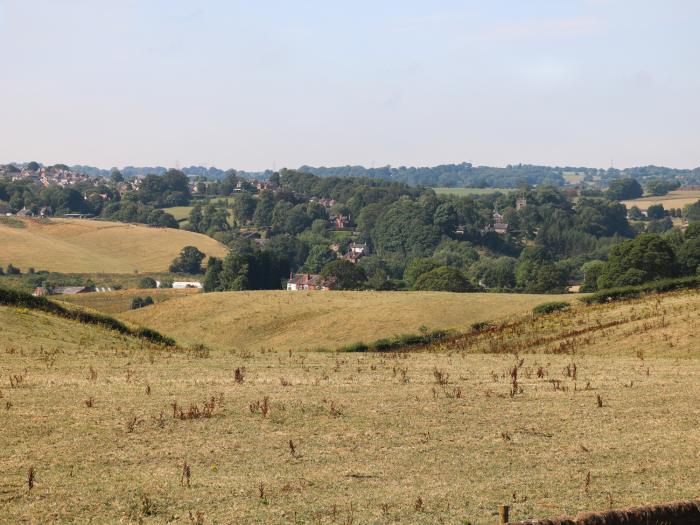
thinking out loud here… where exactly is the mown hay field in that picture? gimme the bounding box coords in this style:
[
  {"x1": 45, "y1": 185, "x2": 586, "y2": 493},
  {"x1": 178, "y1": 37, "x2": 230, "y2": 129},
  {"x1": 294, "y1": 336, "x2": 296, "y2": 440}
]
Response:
[
  {"x1": 620, "y1": 190, "x2": 700, "y2": 211},
  {"x1": 0, "y1": 217, "x2": 228, "y2": 273},
  {"x1": 121, "y1": 290, "x2": 573, "y2": 352},
  {"x1": 1, "y1": 290, "x2": 699, "y2": 523}
]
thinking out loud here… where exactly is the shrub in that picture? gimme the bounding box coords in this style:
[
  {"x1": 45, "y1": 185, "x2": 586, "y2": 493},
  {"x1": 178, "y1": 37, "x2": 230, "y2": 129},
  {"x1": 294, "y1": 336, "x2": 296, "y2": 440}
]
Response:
[
  {"x1": 6, "y1": 264, "x2": 21, "y2": 275},
  {"x1": 533, "y1": 301, "x2": 570, "y2": 315},
  {"x1": 138, "y1": 277, "x2": 157, "y2": 289}
]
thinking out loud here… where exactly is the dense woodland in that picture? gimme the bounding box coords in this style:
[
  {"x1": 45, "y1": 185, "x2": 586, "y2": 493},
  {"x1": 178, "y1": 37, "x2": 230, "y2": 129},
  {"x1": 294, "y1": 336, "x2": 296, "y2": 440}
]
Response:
[{"x1": 2, "y1": 164, "x2": 700, "y2": 294}]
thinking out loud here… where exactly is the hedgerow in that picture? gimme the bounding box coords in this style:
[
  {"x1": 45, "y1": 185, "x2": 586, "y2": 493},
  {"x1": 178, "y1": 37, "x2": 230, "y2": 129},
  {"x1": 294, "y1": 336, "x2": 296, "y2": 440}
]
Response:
[
  {"x1": 0, "y1": 286, "x2": 176, "y2": 346},
  {"x1": 581, "y1": 276, "x2": 700, "y2": 305}
]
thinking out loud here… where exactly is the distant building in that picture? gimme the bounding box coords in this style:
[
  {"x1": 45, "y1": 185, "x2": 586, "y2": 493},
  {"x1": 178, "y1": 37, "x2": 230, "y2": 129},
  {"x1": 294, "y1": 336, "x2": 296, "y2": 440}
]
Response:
[
  {"x1": 516, "y1": 197, "x2": 527, "y2": 210},
  {"x1": 286, "y1": 273, "x2": 331, "y2": 291},
  {"x1": 489, "y1": 208, "x2": 509, "y2": 234},
  {"x1": 53, "y1": 286, "x2": 92, "y2": 295},
  {"x1": 155, "y1": 280, "x2": 203, "y2": 289}
]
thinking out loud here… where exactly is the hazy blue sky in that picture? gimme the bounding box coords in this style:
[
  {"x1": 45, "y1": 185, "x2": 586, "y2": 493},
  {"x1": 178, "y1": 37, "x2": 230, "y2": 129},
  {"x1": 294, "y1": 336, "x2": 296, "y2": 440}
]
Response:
[{"x1": 1, "y1": 0, "x2": 698, "y2": 170}]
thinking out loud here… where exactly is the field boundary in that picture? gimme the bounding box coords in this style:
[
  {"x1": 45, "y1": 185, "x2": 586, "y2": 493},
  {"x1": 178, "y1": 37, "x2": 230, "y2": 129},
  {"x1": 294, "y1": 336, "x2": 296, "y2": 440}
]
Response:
[
  {"x1": 507, "y1": 498, "x2": 700, "y2": 525},
  {"x1": 0, "y1": 286, "x2": 176, "y2": 346}
]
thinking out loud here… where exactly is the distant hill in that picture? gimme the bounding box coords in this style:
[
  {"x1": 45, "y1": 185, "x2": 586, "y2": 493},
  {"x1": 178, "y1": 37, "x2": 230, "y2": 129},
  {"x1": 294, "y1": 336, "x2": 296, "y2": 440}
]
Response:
[{"x1": 0, "y1": 217, "x2": 228, "y2": 273}]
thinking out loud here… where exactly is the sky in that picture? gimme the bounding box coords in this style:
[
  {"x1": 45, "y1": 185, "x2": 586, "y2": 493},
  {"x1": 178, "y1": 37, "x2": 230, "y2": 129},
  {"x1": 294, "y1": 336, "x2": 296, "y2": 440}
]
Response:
[{"x1": 1, "y1": 0, "x2": 699, "y2": 171}]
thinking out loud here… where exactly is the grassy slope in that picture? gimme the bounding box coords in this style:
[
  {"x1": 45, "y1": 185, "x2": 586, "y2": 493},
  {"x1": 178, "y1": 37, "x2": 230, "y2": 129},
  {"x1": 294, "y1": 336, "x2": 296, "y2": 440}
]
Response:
[
  {"x1": 58, "y1": 288, "x2": 201, "y2": 314},
  {"x1": 121, "y1": 290, "x2": 572, "y2": 352},
  {"x1": 620, "y1": 189, "x2": 700, "y2": 211},
  {"x1": 0, "y1": 217, "x2": 228, "y2": 273},
  {"x1": 1, "y1": 290, "x2": 699, "y2": 523}
]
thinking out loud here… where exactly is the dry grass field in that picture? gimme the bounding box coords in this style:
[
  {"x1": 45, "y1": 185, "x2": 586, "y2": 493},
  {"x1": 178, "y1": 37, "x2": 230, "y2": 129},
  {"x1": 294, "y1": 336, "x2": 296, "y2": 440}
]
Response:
[
  {"x1": 0, "y1": 217, "x2": 228, "y2": 273},
  {"x1": 1, "y1": 290, "x2": 699, "y2": 523},
  {"x1": 620, "y1": 190, "x2": 700, "y2": 211},
  {"x1": 58, "y1": 288, "x2": 201, "y2": 314},
  {"x1": 121, "y1": 290, "x2": 572, "y2": 352}
]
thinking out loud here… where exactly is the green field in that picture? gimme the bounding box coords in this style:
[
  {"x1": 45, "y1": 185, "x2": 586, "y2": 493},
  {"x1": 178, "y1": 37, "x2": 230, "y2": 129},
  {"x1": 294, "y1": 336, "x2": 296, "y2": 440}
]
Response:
[
  {"x1": 0, "y1": 217, "x2": 228, "y2": 273},
  {"x1": 1, "y1": 289, "x2": 699, "y2": 523}
]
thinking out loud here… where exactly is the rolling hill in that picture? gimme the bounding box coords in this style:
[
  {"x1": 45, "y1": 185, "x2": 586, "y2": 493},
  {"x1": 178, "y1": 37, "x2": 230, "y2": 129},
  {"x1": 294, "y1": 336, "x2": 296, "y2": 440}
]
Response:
[
  {"x1": 120, "y1": 290, "x2": 573, "y2": 351},
  {"x1": 0, "y1": 217, "x2": 228, "y2": 273}
]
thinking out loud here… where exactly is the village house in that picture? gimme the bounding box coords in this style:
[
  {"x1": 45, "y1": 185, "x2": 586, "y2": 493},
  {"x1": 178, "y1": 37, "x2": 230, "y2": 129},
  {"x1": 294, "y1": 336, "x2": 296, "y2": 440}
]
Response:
[
  {"x1": 485, "y1": 208, "x2": 509, "y2": 235},
  {"x1": 286, "y1": 273, "x2": 331, "y2": 291}
]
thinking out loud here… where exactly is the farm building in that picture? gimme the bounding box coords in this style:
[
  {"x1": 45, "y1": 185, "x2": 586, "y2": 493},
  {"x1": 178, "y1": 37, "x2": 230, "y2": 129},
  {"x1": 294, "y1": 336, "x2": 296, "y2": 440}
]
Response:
[{"x1": 156, "y1": 280, "x2": 203, "y2": 289}]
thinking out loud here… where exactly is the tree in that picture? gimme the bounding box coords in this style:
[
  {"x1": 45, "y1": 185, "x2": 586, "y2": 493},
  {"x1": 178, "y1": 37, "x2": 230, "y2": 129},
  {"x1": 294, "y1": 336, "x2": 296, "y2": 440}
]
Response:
[
  {"x1": 231, "y1": 193, "x2": 256, "y2": 226},
  {"x1": 169, "y1": 246, "x2": 206, "y2": 274},
  {"x1": 685, "y1": 221, "x2": 700, "y2": 240},
  {"x1": 605, "y1": 178, "x2": 643, "y2": 200},
  {"x1": 646, "y1": 204, "x2": 665, "y2": 220},
  {"x1": 203, "y1": 256, "x2": 223, "y2": 292},
  {"x1": 515, "y1": 246, "x2": 566, "y2": 293},
  {"x1": 627, "y1": 206, "x2": 645, "y2": 221},
  {"x1": 138, "y1": 277, "x2": 157, "y2": 289},
  {"x1": 404, "y1": 258, "x2": 440, "y2": 286},
  {"x1": 320, "y1": 260, "x2": 366, "y2": 290},
  {"x1": 677, "y1": 236, "x2": 700, "y2": 275},
  {"x1": 110, "y1": 169, "x2": 124, "y2": 184},
  {"x1": 253, "y1": 190, "x2": 275, "y2": 227},
  {"x1": 302, "y1": 245, "x2": 337, "y2": 273},
  {"x1": 6, "y1": 263, "x2": 21, "y2": 275},
  {"x1": 147, "y1": 209, "x2": 179, "y2": 228},
  {"x1": 581, "y1": 260, "x2": 605, "y2": 292},
  {"x1": 684, "y1": 200, "x2": 700, "y2": 222},
  {"x1": 470, "y1": 256, "x2": 516, "y2": 289},
  {"x1": 597, "y1": 234, "x2": 677, "y2": 289},
  {"x1": 413, "y1": 266, "x2": 475, "y2": 292}
]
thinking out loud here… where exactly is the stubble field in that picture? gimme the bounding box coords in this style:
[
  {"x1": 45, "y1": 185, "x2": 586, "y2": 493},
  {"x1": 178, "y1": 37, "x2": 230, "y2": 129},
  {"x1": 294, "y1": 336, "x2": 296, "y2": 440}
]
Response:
[{"x1": 1, "y1": 290, "x2": 699, "y2": 523}]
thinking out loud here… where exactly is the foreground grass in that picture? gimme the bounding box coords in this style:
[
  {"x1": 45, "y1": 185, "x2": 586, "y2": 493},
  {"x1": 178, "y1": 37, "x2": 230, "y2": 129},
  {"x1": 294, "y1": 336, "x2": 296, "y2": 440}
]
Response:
[
  {"x1": 1, "y1": 290, "x2": 699, "y2": 523},
  {"x1": 121, "y1": 290, "x2": 573, "y2": 352},
  {"x1": 0, "y1": 217, "x2": 228, "y2": 273}
]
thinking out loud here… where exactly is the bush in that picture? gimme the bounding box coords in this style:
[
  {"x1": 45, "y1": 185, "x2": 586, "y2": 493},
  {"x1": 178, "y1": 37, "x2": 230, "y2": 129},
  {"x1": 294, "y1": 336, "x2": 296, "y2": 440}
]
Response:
[
  {"x1": 533, "y1": 301, "x2": 570, "y2": 315},
  {"x1": 470, "y1": 320, "x2": 494, "y2": 332},
  {"x1": 130, "y1": 296, "x2": 154, "y2": 310},
  {"x1": 341, "y1": 329, "x2": 456, "y2": 352},
  {"x1": 6, "y1": 263, "x2": 21, "y2": 275},
  {"x1": 138, "y1": 277, "x2": 157, "y2": 289}
]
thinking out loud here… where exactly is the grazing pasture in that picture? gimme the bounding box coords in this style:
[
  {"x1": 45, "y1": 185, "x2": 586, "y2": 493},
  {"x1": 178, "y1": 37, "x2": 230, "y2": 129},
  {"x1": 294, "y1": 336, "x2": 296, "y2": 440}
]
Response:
[
  {"x1": 121, "y1": 290, "x2": 573, "y2": 352},
  {"x1": 0, "y1": 217, "x2": 228, "y2": 273},
  {"x1": 1, "y1": 290, "x2": 699, "y2": 523}
]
